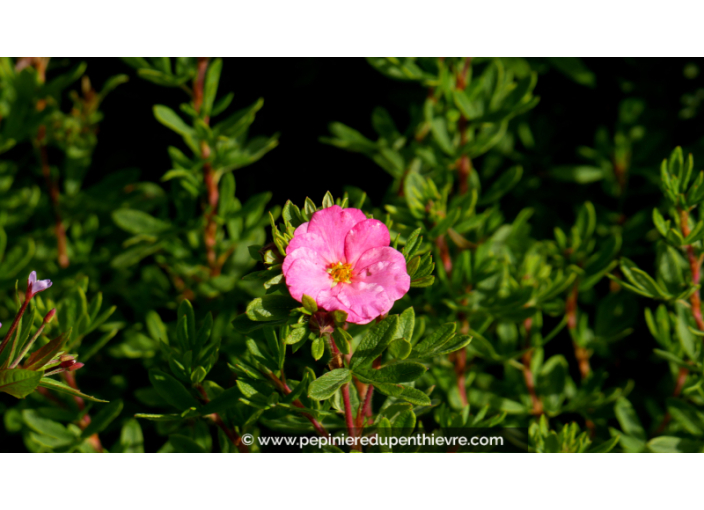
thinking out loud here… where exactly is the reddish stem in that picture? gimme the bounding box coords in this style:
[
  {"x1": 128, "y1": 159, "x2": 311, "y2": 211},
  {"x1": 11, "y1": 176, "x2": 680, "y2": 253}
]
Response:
[
  {"x1": 654, "y1": 209, "x2": 700, "y2": 435},
  {"x1": 0, "y1": 297, "x2": 29, "y2": 357},
  {"x1": 193, "y1": 57, "x2": 209, "y2": 119},
  {"x1": 192, "y1": 57, "x2": 220, "y2": 275},
  {"x1": 360, "y1": 384, "x2": 374, "y2": 422},
  {"x1": 326, "y1": 334, "x2": 359, "y2": 449},
  {"x1": 456, "y1": 57, "x2": 472, "y2": 195},
  {"x1": 357, "y1": 356, "x2": 380, "y2": 427},
  {"x1": 435, "y1": 234, "x2": 453, "y2": 274},
  {"x1": 566, "y1": 282, "x2": 591, "y2": 380},
  {"x1": 680, "y1": 209, "x2": 704, "y2": 330},
  {"x1": 210, "y1": 412, "x2": 249, "y2": 452},
  {"x1": 266, "y1": 371, "x2": 330, "y2": 438},
  {"x1": 453, "y1": 348, "x2": 468, "y2": 407},
  {"x1": 341, "y1": 383, "x2": 358, "y2": 447},
  {"x1": 521, "y1": 317, "x2": 543, "y2": 415},
  {"x1": 64, "y1": 371, "x2": 103, "y2": 452},
  {"x1": 38, "y1": 130, "x2": 69, "y2": 269},
  {"x1": 196, "y1": 385, "x2": 249, "y2": 452},
  {"x1": 29, "y1": 57, "x2": 68, "y2": 269},
  {"x1": 654, "y1": 367, "x2": 689, "y2": 436}
]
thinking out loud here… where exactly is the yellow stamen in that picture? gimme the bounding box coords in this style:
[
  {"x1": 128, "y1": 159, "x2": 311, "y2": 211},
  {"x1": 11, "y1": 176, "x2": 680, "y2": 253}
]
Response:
[{"x1": 327, "y1": 262, "x2": 353, "y2": 286}]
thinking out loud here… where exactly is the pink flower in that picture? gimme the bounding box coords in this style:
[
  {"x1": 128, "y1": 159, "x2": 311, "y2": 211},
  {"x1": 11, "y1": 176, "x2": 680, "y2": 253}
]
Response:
[
  {"x1": 282, "y1": 205, "x2": 410, "y2": 324},
  {"x1": 27, "y1": 271, "x2": 52, "y2": 299}
]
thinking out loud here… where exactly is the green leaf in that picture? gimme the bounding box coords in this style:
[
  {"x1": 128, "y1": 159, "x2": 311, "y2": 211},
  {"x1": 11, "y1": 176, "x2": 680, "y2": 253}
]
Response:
[
  {"x1": 177, "y1": 299, "x2": 196, "y2": 348},
  {"x1": 412, "y1": 323, "x2": 456, "y2": 357},
  {"x1": 403, "y1": 229, "x2": 423, "y2": 260},
  {"x1": 478, "y1": 166, "x2": 522, "y2": 205},
  {"x1": 586, "y1": 435, "x2": 620, "y2": 453},
  {"x1": 614, "y1": 397, "x2": 645, "y2": 441},
  {"x1": 350, "y1": 316, "x2": 399, "y2": 370},
  {"x1": 652, "y1": 208, "x2": 670, "y2": 237},
  {"x1": 153, "y1": 105, "x2": 194, "y2": 137},
  {"x1": 170, "y1": 434, "x2": 207, "y2": 453},
  {"x1": 202, "y1": 58, "x2": 222, "y2": 119},
  {"x1": 112, "y1": 209, "x2": 171, "y2": 235},
  {"x1": 430, "y1": 118, "x2": 454, "y2": 155},
  {"x1": 311, "y1": 336, "x2": 324, "y2": 361},
  {"x1": 148, "y1": 369, "x2": 200, "y2": 411},
  {"x1": 373, "y1": 383, "x2": 431, "y2": 406},
  {"x1": 392, "y1": 409, "x2": 417, "y2": 432},
  {"x1": 307, "y1": 369, "x2": 351, "y2": 400},
  {"x1": 354, "y1": 361, "x2": 426, "y2": 384},
  {"x1": 322, "y1": 191, "x2": 335, "y2": 209},
  {"x1": 667, "y1": 398, "x2": 704, "y2": 436},
  {"x1": 38, "y1": 377, "x2": 108, "y2": 403},
  {"x1": 388, "y1": 338, "x2": 412, "y2": 360},
  {"x1": 22, "y1": 409, "x2": 77, "y2": 446},
  {"x1": 302, "y1": 294, "x2": 318, "y2": 313},
  {"x1": 648, "y1": 436, "x2": 704, "y2": 453},
  {"x1": 246, "y1": 295, "x2": 298, "y2": 321},
  {"x1": 547, "y1": 57, "x2": 595, "y2": 87},
  {"x1": 397, "y1": 307, "x2": 415, "y2": 343},
  {"x1": 0, "y1": 368, "x2": 42, "y2": 398},
  {"x1": 110, "y1": 242, "x2": 163, "y2": 268},
  {"x1": 410, "y1": 275, "x2": 435, "y2": 288},
  {"x1": 82, "y1": 399, "x2": 123, "y2": 438},
  {"x1": 23, "y1": 332, "x2": 68, "y2": 370},
  {"x1": 119, "y1": 419, "x2": 145, "y2": 453},
  {"x1": 211, "y1": 92, "x2": 234, "y2": 117},
  {"x1": 332, "y1": 328, "x2": 351, "y2": 355},
  {"x1": 200, "y1": 386, "x2": 241, "y2": 415},
  {"x1": 134, "y1": 413, "x2": 182, "y2": 422},
  {"x1": 550, "y1": 165, "x2": 604, "y2": 184},
  {"x1": 145, "y1": 310, "x2": 168, "y2": 343},
  {"x1": 433, "y1": 335, "x2": 472, "y2": 356}
]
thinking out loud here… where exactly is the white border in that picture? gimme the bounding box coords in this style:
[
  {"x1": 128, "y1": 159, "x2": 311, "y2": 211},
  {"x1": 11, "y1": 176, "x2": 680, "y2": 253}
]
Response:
[
  {"x1": 1, "y1": 1, "x2": 703, "y2": 56},
  {"x1": 0, "y1": 454, "x2": 700, "y2": 507}
]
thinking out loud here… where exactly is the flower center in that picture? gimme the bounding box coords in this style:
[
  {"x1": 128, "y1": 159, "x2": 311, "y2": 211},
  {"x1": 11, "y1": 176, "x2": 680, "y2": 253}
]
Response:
[{"x1": 327, "y1": 262, "x2": 353, "y2": 285}]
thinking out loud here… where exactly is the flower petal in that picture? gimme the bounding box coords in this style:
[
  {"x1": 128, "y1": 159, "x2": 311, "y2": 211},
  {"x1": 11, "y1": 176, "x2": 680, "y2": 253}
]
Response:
[
  {"x1": 354, "y1": 247, "x2": 410, "y2": 302},
  {"x1": 318, "y1": 282, "x2": 392, "y2": 325},
  {"x1": 285, "y1": 232, "x2": 335, "y2": 264},
  {"x1": 344, "y1": 219, "x2": 391, "y2": 267},
  {"x1": 282, "y1": 247, "x2": 332, "y2": 302},
  {"x1": 28, "y1": 271, "x2": 37, "y2": 285},
  {"x1": 306, "y1": 206, "x2": 367, "y2": 263},
  {"x1": 294, "y1": 222, "x2": 309, "y2": 236},
  {"x1": 31, "y1": 278, "x2": 53, "y2": 295}
]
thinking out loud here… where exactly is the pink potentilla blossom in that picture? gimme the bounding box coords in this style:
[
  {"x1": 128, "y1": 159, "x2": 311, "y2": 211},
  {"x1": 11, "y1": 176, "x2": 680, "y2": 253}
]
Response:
[
  {"x1": 282, "y1": 205, "x2": 410, "y2": 324},
  {"x1": 27, "y1": 271, "x2": 52, "y2": 299}
]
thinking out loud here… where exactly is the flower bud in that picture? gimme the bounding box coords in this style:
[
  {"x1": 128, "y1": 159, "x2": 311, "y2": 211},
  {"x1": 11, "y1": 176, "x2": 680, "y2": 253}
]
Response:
[
  {"x1": 59, "y1": 354, "x2": 83, "y2": 372},
  {"x1": 43, "y1": 308, "x2": 56, "y2": 324},
  {"x1": 309, "y1": 311, "x2": 335, "y2": 336}
]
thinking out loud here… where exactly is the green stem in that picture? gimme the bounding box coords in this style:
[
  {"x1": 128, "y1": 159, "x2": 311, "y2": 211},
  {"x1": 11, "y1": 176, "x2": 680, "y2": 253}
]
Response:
[
  {"x1": 9, "y1": 323, "x2": 46, "y2": 369},
  {"x1": 0, "y1": 297, "x2": 29, "y2": 357}
]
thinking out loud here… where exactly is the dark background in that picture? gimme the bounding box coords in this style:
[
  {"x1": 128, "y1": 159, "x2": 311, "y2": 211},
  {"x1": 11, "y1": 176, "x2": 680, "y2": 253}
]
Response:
[{"x1": 81, "y1": 58, "x2": 704, "y2": 213}]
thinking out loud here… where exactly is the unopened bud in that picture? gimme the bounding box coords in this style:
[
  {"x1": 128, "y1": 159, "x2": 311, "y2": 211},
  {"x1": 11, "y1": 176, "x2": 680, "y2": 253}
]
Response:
[
  {"x1": 43, "y1": 308, "x2": 56, "y2": 324},
  {"x1": 67, "y1": 362, "x2": 84, "y2": 372},
  {"x1": 59, "y1": 353, "x2": 83, "y2": 371},
  {"x1": 309, "y1": 311, "x2": 335, "y2": 336}
]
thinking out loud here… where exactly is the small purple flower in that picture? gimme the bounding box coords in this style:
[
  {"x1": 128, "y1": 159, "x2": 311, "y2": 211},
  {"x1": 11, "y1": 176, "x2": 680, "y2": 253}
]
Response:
[{"x1": 27, "y1": 271, "x2": 52, "y2": 299}]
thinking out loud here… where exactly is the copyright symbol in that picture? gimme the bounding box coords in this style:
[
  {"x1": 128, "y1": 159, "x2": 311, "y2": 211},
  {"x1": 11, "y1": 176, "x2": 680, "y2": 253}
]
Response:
[{"x1": 241, "y1": 433, "x2": 254, "y2": 446}]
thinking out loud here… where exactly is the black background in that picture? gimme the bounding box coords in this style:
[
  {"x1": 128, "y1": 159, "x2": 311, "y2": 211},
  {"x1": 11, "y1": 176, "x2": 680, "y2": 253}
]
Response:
[{"x1": 81, "y1": 58, "x2": 704, "y2": 210}]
